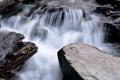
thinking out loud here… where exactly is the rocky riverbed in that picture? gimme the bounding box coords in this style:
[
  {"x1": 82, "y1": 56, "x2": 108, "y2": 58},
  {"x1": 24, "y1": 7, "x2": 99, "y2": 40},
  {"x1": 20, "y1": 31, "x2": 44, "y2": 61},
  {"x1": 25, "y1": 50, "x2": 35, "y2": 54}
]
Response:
[{"x1": 0, "y1": 0, "x2": 120, "y2": 80}]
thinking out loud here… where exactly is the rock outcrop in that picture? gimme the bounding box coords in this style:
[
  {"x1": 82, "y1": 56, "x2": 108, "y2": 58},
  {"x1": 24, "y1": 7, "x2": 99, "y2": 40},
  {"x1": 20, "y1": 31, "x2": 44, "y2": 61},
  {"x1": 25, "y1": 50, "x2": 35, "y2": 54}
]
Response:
[
  {"x1": 0, "y1": 31, "x2": 38, "y2": 79},
  {"x1": 95, "y1": 0, "x2": 120, "y2": 19},
  {"x1": 0, "y1": 0, "x2": 17, "y2": 12},
  {"x1": 0, "y1": 0, "x2": 38, "y2": 17},
  {"x1": 95, "y1": 0, "x2": 120, "y2": 45},
  {"x1": 58, "y1": 43, "x2": 120, "y2": 80},
  {"x1": 95, "y1": 0, "x2": 120, "y2": 8},
  {"x1": 104, "y1": 18, "x2": 120, "y2": 43}
]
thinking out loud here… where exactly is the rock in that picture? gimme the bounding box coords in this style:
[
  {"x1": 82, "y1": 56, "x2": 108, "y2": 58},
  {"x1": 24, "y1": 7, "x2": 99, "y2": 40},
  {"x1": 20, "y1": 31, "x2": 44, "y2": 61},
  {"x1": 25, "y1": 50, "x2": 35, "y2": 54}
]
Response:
[
  {"x1": 95, "y1": 0, "x2": 119, "y2": 7},
  {"x1": 0, "y1": 32, "x2": 24, "y2": 56},
  {"x1": 19, "y1": 0, "x2": 35, "y2": 4},
  {"x1": 58, "y1": 42, "x2": 120, "y2": 80},
  {"x1": 95, "y1": 6, "x2": 120, "y2": 19},
  {"x1": 30, "y1": 26, "x2": 48, "y2": 40},
  {"x1": 104, "y1": 18, "x2": 120, "y2": 43},
  {"x1": 95, "y1": 0, "x2": 112, "y2": 5},
  {"x1": 0, "y1": 0, "x2": 18, "y2": 13},
  {"x1": 0, "y1": 0, "x2": 42, "y2": 17},
  {"x1": 20, "y1": 4, "x2": 37, "y2": 17},
  {"x1": 0, "y1": 31, "x2": 38, "y2": 79},
  {"x1": 0, "y1": 0, "x2": 23, "y2": 17},
  {"x1": 95, "y1": 0, "x2": 120, "y2": 19},
  {"x1": 32, "y1": 1, "x2": 84, "y2": 26}
]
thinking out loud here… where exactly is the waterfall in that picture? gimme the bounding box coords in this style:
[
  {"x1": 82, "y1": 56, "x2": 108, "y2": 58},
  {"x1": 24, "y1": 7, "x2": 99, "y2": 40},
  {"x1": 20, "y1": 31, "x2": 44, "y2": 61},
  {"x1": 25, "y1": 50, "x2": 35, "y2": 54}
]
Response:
[{"x1": 0, "y1": 1, "x2": 115, "y2": 80}]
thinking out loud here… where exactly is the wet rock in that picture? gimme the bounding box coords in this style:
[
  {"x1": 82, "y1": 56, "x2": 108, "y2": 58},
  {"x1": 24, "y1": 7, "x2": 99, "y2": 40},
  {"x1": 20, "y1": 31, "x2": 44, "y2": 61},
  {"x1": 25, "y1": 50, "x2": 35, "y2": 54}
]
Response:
[
  {"x1": 0, "y1": 0, "x2": 18, "y2": 13},
  {"x1": 32, "y1": 1, "x2": 84, "y2": 26},
  {"x1": 95, "y1": 6, "x2": 120, "y2": 19},
  {"x1": 0, "y1": 31, "x2": 38, "y2": 79},
  {"x1": 0, "y1": 0, "x2": 43, "y2": 18},
  {"x1": 95, "y1": 0, "x2": 116, "y2": 5},
  {"x1": 95, "y1": 0, "x2": 120, "y2": 8},
  {"x1": 0, "y1": 0, "x2": 23, "y2": 17},
  {"x1": 19, "y1": 0, "x2": 35, "y2": 4},
  {"x1": 104, "y1": 18, "x2": 120, "y2": 43},
  {"x1": 31, "y1": 26, "x2": 48, "y2": 40},
  {"x1": 95, "y1": 0, "x2": 120, "y2": 19},
  {"x1": 20, "y1": 4, "x2": 37, "y2": 17},
  {"x1": 58, "y1": 42, "x2": 120, "y2": 80}
]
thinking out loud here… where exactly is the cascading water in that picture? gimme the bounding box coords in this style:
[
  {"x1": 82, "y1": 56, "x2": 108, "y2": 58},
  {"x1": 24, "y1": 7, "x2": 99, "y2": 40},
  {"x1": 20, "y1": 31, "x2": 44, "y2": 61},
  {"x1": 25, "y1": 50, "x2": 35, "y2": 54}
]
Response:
[{"x1": 0, "y1": 0, "x2": 116, "y2": 80}]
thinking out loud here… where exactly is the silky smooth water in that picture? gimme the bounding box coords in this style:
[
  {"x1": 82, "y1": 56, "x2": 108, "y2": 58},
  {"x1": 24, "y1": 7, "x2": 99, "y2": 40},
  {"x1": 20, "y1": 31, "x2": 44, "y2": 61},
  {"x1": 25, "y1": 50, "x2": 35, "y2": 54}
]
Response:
[{"x1": 0, "y1": 0, "x2": 115, "y2": 80}]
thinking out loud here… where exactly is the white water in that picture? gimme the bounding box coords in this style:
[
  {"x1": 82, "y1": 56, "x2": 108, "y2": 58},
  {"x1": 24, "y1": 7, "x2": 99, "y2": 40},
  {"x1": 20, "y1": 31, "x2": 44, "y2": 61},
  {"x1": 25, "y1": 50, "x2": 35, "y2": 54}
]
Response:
[{"x1": 0, "y1": 1, "x2": 115, "y2": 80}]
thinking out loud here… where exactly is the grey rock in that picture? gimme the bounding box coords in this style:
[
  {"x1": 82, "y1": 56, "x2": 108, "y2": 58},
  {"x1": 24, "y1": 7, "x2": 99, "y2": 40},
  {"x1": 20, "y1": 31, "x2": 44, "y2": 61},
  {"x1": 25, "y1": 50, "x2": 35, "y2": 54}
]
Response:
[{"x1": 58, "y1": 42, "x2": 120, "y2": 80}]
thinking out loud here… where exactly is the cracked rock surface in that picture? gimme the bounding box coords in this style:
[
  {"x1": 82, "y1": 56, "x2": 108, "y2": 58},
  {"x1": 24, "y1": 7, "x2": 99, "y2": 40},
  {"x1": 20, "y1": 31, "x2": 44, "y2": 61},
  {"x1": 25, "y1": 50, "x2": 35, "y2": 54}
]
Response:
[
  {"x1": 58, "y1": 42, "x2": 120, "y2": 80},
  {"x1": 0, "y1": 31, "x2": 38, "y2": 79}
]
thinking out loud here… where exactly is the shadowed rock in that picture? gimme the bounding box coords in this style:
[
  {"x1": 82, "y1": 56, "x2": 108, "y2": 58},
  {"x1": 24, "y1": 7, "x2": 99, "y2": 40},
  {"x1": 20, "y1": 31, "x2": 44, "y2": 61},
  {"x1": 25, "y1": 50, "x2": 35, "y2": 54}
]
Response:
[
  {"x1": 58, "y1": 43, "x2": 120, "y2": 80},
  {"x1": 0, "y1": 0, "x2": 23, "y2": 17},
  {"x1": 104, "y1": 18, "x2": 120, "y2": 43},
  {"x1": 0, "y1": 31, "x2": 38, "y2": 79},
  {"x1": 95, "y1": 0, "x2": 120, "y2": 19}
]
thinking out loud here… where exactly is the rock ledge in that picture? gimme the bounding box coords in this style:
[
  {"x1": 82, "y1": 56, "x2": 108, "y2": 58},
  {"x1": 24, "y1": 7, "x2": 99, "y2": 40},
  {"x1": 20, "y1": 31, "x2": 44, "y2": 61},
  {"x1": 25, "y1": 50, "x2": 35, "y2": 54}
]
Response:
[{"x1": 58, "y1": 42, "x2": 120, "y2": 80}]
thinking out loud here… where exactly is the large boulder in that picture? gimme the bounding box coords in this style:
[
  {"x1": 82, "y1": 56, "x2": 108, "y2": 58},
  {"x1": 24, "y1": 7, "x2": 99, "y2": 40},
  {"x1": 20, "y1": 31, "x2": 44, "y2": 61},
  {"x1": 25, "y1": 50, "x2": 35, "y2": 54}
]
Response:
[
  {"x1": 58, "y1": 43, "x2": 120, "y2": 80},
  {"x1": 0, "y1": 31, "x2": 38, "y2": 79}
]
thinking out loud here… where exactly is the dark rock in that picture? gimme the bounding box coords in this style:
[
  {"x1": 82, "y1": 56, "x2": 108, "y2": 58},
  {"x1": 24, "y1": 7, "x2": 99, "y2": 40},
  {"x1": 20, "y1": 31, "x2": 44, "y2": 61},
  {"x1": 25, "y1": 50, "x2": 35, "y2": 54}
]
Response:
[
  {"x1": 18, "y1": 0, "x2": 35, "y2": 4},
  {"x1": 0, "y1": 0, "x2": 18, "y2": 13},
  {"x1": 1, "y1": 4, "x2": 23, "y2": 18},
  {"x1": 104, "y1": 18, "x2": 120, "y2": 43},
  {"x1": 95, "y1": 7, "x2": 112, "y2": 16},
  {"x1": 95, "y1": 6, "x2": 120, "y2": 19},
  {"x1": 58, "y1": 43, "x2": 120, "y2": 80},
  {"x1": 95, "y1": 0, "x2": 120, "y2": 19},
  {"x1": 0, "y1": 0, "x2": 42, "y2": 17},
  {"x1": 0, "y1": 0, "x2": 24, "y2": 17},
  {"x1": 0, "y1": 31, "x2": 38, "y2": 79},
  {"x1": 96, "y1": 0, "x2": 120, "y2": 7},
  {"x1": 95, "y1": 0, "x2": 117, "y2": 6}
]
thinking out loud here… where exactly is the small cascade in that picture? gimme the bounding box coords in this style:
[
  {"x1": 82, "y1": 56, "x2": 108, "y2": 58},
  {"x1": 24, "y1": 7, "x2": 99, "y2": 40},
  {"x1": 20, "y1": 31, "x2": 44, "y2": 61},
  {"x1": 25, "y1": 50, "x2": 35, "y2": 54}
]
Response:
[{"x1": 41, "y1": 9, "x2": 83, "y2": 31}]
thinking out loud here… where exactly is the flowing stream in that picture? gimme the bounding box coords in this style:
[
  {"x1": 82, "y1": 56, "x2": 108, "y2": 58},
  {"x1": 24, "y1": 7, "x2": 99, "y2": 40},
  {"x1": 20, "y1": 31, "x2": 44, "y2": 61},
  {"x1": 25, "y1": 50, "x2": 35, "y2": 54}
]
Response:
[{"x1": 0, "y1": 0, "x2": 116, "y2": 80}]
